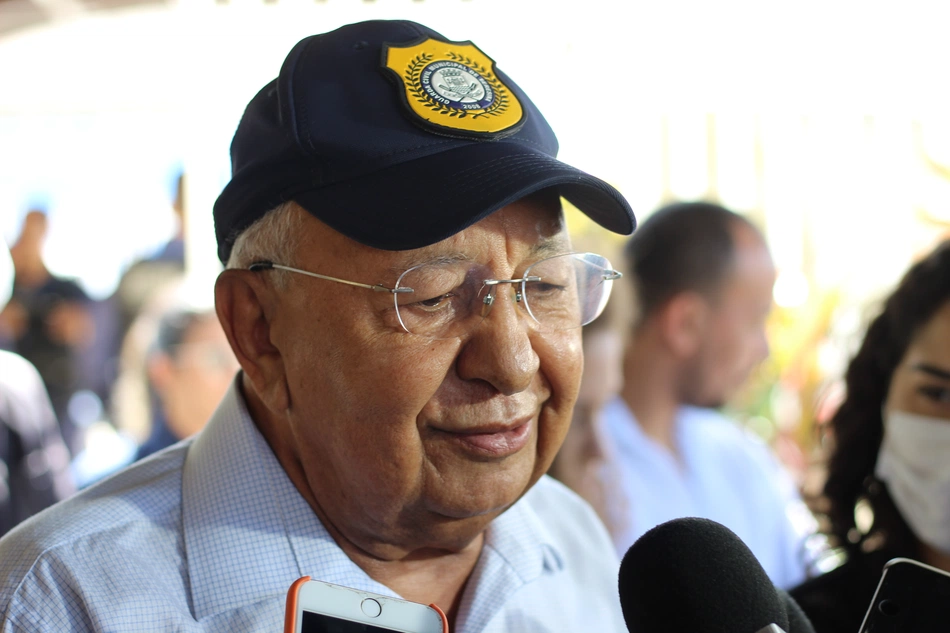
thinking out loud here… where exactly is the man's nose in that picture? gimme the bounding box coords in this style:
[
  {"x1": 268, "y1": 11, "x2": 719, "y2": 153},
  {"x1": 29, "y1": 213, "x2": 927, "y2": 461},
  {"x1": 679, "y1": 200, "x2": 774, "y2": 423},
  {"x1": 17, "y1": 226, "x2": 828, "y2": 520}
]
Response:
[{"x1": 456, "y1": 285, "x2": 539, "y2": 395}]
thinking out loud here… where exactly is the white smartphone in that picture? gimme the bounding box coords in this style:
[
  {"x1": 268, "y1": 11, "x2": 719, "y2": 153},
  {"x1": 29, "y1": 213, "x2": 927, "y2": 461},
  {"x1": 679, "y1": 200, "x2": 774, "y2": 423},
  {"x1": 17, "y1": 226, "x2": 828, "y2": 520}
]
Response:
[
  {"x1": 284, "y1": 576, "x2": 448, "y2": 633},
  {"x1": 859, "y1": 557, "x2": 950, "y2": 632}
]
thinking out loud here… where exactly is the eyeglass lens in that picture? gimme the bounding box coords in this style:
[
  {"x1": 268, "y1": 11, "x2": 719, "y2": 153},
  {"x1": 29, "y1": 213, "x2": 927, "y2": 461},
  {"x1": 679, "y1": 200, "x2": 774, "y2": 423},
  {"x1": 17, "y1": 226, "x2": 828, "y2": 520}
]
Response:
[{"x1": 393, "y1": 253, "x2": 615, "y2": 339}]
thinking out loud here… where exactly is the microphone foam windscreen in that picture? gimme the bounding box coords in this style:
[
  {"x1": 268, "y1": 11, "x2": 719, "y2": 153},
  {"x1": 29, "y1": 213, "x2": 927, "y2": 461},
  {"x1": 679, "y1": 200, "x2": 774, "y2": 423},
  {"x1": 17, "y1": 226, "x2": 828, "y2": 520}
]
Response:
[
  {"x1": 618, "y1": 517, "x2": 789, "y2": 633},
  {"x1": 777, "y1": 588, "x2": 816, "y2": 633}
]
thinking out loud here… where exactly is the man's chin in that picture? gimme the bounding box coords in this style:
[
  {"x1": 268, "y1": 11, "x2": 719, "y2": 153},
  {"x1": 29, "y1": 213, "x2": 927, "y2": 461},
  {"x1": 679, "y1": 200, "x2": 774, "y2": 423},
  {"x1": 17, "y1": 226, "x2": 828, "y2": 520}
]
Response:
[
  {"x1": 390, "y1": 506, "x2": 503, "y2": 554},
  {"x1": 424, "y1": 474, "x2": 539, "y2": 526},
  {"x1": 422, "y1": 451, "x2": 541, "y2": 518},
  {"x1": 429, "y1": 495, "x2": 517, "y2": 521}
]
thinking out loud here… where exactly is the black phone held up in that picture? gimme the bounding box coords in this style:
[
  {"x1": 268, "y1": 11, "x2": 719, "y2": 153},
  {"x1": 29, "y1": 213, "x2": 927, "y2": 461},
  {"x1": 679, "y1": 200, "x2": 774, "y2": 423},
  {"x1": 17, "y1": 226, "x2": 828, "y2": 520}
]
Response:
[{"x1": 859, "y1": 557, "x2": 950, "y2": 633}]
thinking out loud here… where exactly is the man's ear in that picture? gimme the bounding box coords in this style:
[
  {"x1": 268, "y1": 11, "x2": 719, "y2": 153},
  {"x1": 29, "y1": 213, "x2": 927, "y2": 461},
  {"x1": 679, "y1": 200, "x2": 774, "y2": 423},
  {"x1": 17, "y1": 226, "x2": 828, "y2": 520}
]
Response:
[
  {"x1": 658, "y1": 292, "x2": 709, "y2": 358},
  {"x1": 215, "y1": 269, "x2": 290, "y2": 413}
]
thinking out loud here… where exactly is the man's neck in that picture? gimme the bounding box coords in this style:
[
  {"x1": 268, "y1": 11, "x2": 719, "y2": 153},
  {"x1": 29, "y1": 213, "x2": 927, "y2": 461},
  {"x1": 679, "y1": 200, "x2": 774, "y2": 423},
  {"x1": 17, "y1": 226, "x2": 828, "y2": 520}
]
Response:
[
  {"x1": 355, "y1": 538, "x2": 483, "y2": 624},
  {"x1": 621, "y1": 338, "x2": 681, "y2": 455}
]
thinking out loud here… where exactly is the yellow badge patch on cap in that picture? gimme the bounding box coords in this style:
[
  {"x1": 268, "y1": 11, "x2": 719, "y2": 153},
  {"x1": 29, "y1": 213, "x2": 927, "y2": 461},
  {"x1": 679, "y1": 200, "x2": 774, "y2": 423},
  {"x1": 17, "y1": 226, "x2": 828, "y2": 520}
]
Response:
[{"x1": 383, "y1": 38, "x2": 525, "y2": 139}]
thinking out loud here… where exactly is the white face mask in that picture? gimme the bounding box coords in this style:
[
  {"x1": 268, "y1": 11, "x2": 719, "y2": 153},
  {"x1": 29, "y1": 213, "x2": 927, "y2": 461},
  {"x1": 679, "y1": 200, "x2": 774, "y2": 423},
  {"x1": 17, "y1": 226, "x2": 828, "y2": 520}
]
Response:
[{"x1": 875, "y1": 409, "x2": 950, "y2": 554}]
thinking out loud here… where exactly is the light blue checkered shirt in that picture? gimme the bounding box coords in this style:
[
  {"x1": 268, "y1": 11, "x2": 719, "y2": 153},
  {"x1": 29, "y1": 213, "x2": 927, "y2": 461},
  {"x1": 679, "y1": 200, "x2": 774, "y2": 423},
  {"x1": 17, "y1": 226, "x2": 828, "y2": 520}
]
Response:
[{"x1": 0, "y1": 378, "x2": 625, "y2": 632}]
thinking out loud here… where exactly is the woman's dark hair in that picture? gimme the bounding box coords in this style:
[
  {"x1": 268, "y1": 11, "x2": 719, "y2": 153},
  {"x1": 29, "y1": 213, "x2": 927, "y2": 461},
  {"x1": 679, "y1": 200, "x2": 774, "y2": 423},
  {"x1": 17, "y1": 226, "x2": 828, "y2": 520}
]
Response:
[{"x1": 823, "y1": 238, "x2": 950, "y2": 557}]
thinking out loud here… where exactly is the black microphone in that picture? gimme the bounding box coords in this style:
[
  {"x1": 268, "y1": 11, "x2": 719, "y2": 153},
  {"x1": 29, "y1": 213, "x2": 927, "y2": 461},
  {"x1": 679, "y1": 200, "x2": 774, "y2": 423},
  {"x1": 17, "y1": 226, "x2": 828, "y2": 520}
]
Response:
[
  {"x1": 778, "y1": 587, "x2": 815, "y2": 633},
  {"x1": 618, "y1": 517, "x2": 815, "y2": 633}
]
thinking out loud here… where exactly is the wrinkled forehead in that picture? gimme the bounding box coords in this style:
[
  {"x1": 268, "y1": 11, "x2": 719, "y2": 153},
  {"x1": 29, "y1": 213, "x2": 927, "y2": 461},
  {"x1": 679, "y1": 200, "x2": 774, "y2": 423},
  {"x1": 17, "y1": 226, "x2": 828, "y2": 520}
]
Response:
[
  {"x1": 403, "y1": 192, "x2": 568, "y2": 266},
  {"x1": 306, "y1": 191, "x2": 570, "y2": 273}
]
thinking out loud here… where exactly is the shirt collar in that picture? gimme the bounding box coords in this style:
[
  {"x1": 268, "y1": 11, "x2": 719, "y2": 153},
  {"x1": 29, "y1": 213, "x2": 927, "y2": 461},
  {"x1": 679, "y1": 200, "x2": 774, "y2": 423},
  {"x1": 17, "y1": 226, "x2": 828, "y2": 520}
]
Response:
[
  {"x1": 452, "y1": 480, "x2": 565, "y2": 632},
  {"x1": 484, "y1": 484, "x2": 564, "y2": 581},
  {"x1": 182, "y1": 377, "x2": 304, "y2": 620}
]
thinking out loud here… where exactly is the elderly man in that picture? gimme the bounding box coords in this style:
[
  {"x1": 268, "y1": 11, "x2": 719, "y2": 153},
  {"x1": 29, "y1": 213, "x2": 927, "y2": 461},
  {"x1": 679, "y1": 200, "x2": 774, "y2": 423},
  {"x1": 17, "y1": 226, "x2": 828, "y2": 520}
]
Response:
[{"x1": 0, "y1": 20, "x2": 634, "y2": 632}]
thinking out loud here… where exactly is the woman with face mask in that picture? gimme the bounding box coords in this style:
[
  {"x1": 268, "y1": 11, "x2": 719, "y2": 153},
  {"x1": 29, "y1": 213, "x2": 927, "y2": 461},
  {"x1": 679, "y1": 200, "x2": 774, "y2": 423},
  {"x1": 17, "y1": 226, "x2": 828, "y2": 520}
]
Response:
[{"x1": 790, "y1": 238, "x2": 950, "y2": 632}]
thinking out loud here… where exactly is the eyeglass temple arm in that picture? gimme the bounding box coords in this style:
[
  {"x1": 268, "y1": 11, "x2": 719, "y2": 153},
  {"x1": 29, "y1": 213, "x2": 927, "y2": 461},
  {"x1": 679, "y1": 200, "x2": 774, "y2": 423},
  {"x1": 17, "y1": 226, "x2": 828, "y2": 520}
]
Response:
[{"x1": 248, "y1": 261, "x2": 413, "y2": 294}]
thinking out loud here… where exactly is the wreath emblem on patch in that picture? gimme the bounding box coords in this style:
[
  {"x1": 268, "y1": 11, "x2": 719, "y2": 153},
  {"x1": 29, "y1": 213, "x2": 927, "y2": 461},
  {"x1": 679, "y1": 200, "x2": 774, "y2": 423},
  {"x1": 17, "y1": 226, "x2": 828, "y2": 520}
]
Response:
[{"x1": 383, "y1": 38, "x2": 525, "y2": 139}]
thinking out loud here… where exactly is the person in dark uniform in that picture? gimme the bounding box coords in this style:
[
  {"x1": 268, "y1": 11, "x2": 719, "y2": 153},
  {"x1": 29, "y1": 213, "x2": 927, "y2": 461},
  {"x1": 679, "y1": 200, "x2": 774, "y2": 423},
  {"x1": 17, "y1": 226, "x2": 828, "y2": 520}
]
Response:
[
  {"x1": 1, "y1": 210, "x2": 94, "y2": 455},
  {"x1": 0, "y1": 238, "x2": 74, "y2": 536},
  {"x1": 791, "y1": 238, "x2": 950, "y2": 632}
]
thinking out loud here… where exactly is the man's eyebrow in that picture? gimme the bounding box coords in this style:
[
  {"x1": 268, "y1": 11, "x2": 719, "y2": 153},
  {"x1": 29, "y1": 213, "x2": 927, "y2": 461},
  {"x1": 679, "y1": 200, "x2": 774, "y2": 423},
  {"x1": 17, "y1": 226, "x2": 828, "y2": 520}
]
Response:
[
  {"x1": 529, "y1": 236, "x2": 571, "y2": 259},
  {"x1": 393, "y1": 235, "x2": 570, "y2": 273},
  {"x1": 392, "y1": 253, "x2": 473, "y2": 274},
  {"x1": 912, "y1": 363, "x2": 950, "y2": 381}
]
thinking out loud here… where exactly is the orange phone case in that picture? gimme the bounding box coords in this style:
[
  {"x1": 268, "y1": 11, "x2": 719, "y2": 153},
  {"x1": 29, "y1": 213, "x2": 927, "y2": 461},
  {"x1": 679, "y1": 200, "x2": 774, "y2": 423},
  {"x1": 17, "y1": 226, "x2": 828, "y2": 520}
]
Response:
[{"x1": 284, "y1": 576, "x2": 450, "y2": 633}]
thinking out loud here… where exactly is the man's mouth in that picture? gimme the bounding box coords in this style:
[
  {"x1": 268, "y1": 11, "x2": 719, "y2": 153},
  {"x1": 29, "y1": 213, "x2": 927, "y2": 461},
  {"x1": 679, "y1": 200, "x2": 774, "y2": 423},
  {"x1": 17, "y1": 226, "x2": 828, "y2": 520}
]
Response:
[{"x1": 436, "y1": 418, "x2": 533, "y2": 457}]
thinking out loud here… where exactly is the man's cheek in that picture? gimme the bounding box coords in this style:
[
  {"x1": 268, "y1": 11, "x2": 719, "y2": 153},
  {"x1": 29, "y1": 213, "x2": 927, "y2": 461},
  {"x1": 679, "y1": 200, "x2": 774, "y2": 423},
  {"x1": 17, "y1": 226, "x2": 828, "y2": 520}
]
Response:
[
  {"x1": 545, "y1": 336, "x2": 583, "y2": 399},
  {"x1": 380, "y1": 350, "x2": 458, "y2": 407}
]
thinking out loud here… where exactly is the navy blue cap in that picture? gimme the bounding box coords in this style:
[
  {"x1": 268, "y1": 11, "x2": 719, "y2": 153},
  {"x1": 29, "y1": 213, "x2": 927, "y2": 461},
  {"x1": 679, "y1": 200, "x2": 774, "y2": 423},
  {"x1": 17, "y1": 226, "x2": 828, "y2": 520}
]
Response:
[{"x1": 213, "y1": 19, "x2": 636, "y2": 264}]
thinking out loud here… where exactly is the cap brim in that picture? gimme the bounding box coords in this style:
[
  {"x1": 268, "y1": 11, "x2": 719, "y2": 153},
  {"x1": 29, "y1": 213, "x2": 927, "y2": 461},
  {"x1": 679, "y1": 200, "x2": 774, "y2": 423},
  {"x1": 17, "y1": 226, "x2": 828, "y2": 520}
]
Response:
[{"x1": 292, "y1": 141, "x2": 636, "y2": 251}]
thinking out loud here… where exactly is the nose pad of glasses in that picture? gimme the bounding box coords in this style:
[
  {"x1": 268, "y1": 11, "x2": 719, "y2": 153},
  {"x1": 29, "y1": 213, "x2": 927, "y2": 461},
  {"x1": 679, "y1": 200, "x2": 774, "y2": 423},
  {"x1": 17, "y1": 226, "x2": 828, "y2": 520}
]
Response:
[
  {"x1": 479, "y1": 284, "x2": 526, "y2": 320},
  {"x1": 480, "y1": 288, "x2": 495, "y2": 318}
]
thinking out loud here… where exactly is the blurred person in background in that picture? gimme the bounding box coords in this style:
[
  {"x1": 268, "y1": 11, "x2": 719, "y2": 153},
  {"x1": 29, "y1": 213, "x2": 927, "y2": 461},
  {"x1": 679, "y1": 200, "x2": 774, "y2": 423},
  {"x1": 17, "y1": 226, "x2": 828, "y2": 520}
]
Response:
[
  {"x1": 790, "y1": 238, "x2": 950, "y2": 632},
  {"x1": 121, "y1": 280, "x2": 238, "y2": 461},
  {"x1": 112, "y1": 171, "x2": 187, "y2": 340},
  {"x1": 84, "y1": 171, "x2": 189, "y2": 415},
  {"x1": 0, "y1": 238, "x2": 74, "y2": 537},
  {"x1": 72, "y1": 280, "x2": 237, "y2": 487},
  {"x1": 600, "y1": 201, "x2": 818, "y2": 589},
  {"x1": 548, "y1": 239, "x2": 628, "y2": 536},
  {"x1": 0, "y1": 209, "x2": 94, "y2": 456}
]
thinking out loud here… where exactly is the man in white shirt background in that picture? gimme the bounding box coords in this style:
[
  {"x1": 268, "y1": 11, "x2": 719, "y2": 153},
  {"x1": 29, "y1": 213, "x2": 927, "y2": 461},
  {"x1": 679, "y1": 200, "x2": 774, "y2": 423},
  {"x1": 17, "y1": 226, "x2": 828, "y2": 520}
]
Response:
[{"x1": 600, "y1": 200, "x2": 819, "y2": 590}]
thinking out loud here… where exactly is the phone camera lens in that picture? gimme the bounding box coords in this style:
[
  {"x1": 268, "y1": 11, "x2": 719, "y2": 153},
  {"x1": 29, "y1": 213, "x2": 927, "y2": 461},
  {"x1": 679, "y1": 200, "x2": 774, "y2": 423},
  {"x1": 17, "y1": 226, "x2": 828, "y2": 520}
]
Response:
[{"x1": 878, "y1": 599, "x2": 901, "y2": 617}]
